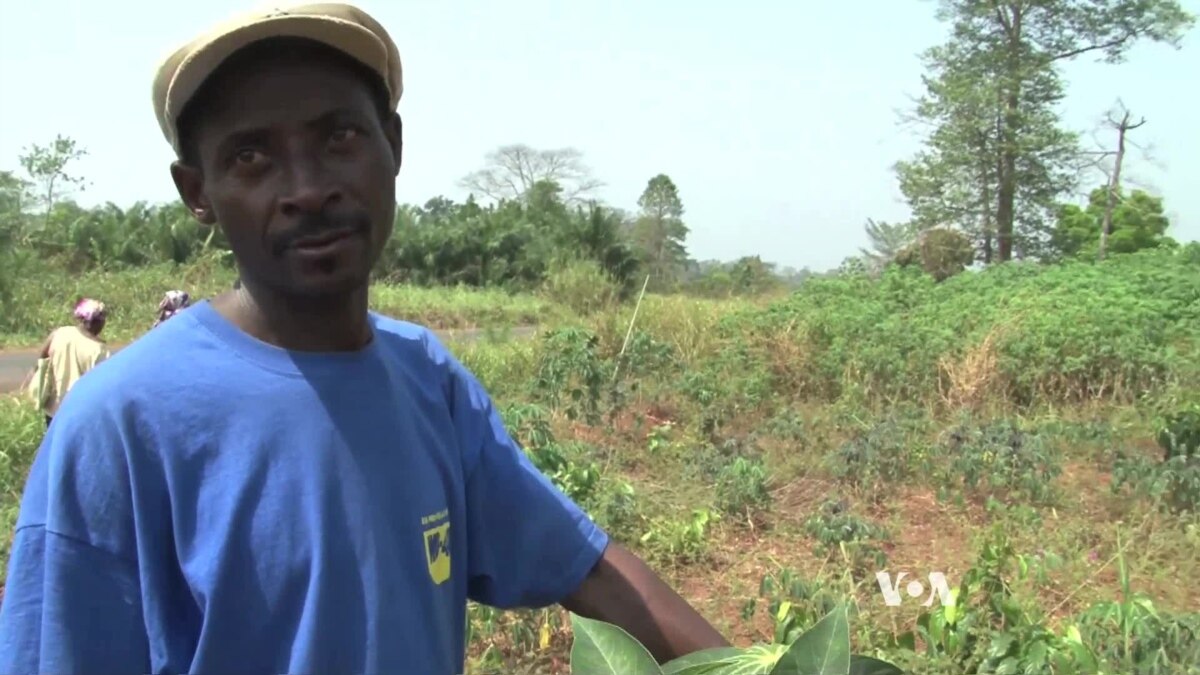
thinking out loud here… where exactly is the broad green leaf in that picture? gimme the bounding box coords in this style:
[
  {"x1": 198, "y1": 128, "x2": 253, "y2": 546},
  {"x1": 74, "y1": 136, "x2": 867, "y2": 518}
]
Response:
[
  {"x1": 943, "y1": 589, "x2": 960, "y2": 625},
  {"x1": 664, "y1": 644, "x2": 787, "y2": 674},
  {"x1": 847, "y1": 655, "x2": 905, "y2": 675},
  {"x1": 769, "y1": 604, "x2": 851, "y2": 675},
  {"x1": 663, "y1": 647, "x2": 746, "y2": 674},
  {"x1": 569, "y1": 613, "x2": 663, "y2": 675},
  {"x1": 994, "y1": 656, "x2": 1019, "y2": 675}
]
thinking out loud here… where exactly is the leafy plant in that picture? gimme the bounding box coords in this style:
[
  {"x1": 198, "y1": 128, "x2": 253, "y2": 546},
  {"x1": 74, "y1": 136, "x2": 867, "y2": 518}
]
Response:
[
  {"x1": 1112, "y1": 403, "x2": 1200, "y2": 514},
  {"x1": 716, "y1": 456, "x2": 772, "y2": 525},
  {"x1": 568, "y1": 604, "x2": 903, "y2": 674},
  {"x1": 942, "y1": 419, "x2": 1062, "y2": 505},
  {"x1": 802, "y1": 501, "x2": 890, "y2": 574}
]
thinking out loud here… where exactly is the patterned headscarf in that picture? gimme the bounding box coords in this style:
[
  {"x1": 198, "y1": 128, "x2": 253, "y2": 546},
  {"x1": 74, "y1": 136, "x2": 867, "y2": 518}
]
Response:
[
  {"x1": 155, "y1": 290, "x2": 191, "y2": 325},
  {"x1": 73, "y1": 298, "x2": 107, "y2": 323}
]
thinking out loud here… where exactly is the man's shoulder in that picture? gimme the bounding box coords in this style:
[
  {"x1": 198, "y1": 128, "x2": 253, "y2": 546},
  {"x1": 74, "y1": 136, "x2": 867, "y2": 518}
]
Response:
[
  {"x1": 369, "y1": 313, "x2": 456, "y2": 364},
  {"x1": 54, "y1": 313, "x2": 215, "y2": 412}
]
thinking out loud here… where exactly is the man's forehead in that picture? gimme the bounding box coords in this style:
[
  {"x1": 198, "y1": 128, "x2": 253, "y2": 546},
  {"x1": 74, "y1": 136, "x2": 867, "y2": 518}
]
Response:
[{"x1": 201, "y1": 69, "x2": 372, "y2": 130}]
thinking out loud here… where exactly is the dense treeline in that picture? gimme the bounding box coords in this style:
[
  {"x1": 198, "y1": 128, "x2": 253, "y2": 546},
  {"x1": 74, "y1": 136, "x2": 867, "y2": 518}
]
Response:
[{"x1": 0, "y1": 142, "x2": 801, "y2": 308}]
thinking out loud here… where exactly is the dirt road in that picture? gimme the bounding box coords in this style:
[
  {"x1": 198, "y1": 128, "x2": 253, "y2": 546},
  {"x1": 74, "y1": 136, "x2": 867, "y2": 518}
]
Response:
[{"x1": 0, "y1": 325, "x2": 537, "y2": 394}]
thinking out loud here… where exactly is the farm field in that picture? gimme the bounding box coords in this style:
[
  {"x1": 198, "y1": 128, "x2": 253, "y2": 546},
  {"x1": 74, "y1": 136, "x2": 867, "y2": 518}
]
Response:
[{"x1": 2, "y1": 247, "x2": 1197, "y2": 674}]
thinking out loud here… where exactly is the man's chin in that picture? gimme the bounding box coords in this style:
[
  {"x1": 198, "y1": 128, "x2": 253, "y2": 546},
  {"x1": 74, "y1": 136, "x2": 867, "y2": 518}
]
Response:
[{"x1": 282, "y1": 267, "x2": 372, "y2": 303}]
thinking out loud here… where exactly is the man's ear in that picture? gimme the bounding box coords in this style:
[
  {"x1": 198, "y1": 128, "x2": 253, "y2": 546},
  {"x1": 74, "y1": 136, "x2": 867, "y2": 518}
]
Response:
[
  {"x1": 170, "y1": 161, "x2": 216, "y2": 225},
  {"x1": 385, "y1": 112, "x2": 403, "y2": 176}
]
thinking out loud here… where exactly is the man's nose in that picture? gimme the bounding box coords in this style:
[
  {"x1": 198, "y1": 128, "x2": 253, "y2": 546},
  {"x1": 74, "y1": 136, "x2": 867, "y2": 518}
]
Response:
[{"x1": 278, "y1": 152, "x2": 343, "y2": 217}]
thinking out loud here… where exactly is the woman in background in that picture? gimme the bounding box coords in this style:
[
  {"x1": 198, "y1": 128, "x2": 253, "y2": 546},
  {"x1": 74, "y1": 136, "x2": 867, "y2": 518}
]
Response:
[
  {"x1": 153, "y1": 290, "x2": 191, "y2": 328},
  {"x1": 34, "y1": 298, "x2": 111, "y2": 427}
]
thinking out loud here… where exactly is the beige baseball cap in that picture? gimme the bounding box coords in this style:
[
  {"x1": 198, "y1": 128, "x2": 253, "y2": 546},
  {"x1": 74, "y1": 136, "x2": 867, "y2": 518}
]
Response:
[{"x1": 152, "y1": 2, "x2": 403, "y2": 156}]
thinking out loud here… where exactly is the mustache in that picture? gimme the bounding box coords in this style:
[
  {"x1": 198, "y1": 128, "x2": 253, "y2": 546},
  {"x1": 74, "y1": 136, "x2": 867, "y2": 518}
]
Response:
[{"x1": 270, "y1": 212, "x2": 370, "y2": 256}]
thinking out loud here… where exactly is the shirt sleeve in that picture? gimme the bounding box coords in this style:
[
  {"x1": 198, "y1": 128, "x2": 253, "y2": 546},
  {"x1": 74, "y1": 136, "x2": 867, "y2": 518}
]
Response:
[
  {"x1": 440, "y1": 343, "x2": 610, "y2": 610},
  {"x1": 0, "y1": 399, "x2": 150, "y2": 673}
]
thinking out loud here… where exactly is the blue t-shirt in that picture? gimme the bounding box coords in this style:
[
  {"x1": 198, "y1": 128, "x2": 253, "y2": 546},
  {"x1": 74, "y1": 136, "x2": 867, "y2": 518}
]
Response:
[{"x1": 0, "y1": 301, "x2": 609, "y2": 674}]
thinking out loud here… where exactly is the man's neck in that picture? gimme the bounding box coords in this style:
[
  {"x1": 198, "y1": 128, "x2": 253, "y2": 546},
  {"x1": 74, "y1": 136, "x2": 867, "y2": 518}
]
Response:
[{"x1": 210, "y1": 281, "x2": 373, "y2": 353}]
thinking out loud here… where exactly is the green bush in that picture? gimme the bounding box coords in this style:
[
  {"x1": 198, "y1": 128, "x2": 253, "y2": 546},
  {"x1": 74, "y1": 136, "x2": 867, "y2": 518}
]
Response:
[{"x1": 0, "y1": 396, "x2": 43, "y2": 583}]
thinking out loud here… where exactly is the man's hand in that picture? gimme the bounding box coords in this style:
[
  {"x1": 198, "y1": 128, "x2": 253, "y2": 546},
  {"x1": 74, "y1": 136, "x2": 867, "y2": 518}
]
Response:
[{"x1": 560, "y1": 541, "x2": 730, "y2": 663}]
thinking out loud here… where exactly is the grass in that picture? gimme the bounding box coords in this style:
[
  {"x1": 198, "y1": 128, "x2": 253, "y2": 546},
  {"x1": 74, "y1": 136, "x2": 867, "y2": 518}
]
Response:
[
  {"x1": 0, "y1": 258, "x2": 573, "y2": 349},
  {"x1": 2, "y1": 247, "x2": 1199, "y2": 674}
]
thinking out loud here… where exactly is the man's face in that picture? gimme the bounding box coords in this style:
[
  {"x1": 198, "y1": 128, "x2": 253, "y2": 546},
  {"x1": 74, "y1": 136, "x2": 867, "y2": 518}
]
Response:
[{"x1": 171, "y1": 48, "x2": 401, "y2": 300}]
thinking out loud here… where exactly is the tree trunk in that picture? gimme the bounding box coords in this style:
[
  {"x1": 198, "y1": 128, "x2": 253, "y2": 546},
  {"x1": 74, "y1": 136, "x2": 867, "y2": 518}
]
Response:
[
  {"x1": 996, "y1": 101, "x2": 1017, "y2": 262},
  {"x1": 979, "y1": 140, "x2": 996, "y2": 265},
  {"x1": 996, "y1": 3, "x2": 1022, "y2": 263},
  {"x1": 1099, "y1": 110, "x2": 1140, "y2": 261}
]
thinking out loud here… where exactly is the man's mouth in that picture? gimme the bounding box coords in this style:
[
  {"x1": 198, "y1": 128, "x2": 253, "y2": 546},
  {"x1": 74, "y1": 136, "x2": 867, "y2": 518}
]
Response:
[{"x1": 291, "y1": 228, "x2": 357, "y2": 250}]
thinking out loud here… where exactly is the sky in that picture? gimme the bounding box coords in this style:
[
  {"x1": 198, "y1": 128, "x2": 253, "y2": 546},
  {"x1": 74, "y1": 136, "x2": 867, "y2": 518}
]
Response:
[{"x1": 1, "y1": 1, "x2": 1197, "y2": 272}]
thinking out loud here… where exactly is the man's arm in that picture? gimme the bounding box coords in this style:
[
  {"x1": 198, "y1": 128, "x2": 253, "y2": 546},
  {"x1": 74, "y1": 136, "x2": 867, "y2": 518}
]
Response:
[
  {"x1": 0, "y1": 389, "x2": 149, "y2": 673},
  {"x1": 432, "y1": 333, "x2": 729, "y2": 660},
  {"x1": 562, "y1": 541, "x2": 730, "y2": 663}
]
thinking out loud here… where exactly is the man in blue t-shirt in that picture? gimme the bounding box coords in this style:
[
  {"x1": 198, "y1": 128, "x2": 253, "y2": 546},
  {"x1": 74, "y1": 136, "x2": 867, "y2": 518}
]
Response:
[{"x1": 0, "y1": 4, "x2": 728, "y2": 673}]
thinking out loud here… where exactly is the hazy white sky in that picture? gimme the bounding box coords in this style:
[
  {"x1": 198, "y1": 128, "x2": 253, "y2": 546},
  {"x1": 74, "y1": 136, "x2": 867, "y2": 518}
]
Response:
[{"x1": 1, "y1": 0, "x2": 1196, "y2": 271}]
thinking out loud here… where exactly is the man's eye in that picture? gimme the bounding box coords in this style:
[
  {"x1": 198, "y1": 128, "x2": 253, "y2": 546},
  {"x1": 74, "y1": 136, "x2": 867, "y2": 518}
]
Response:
[
  {"x1": 235, "y1": 149, "x2": 264, "y2": 165},
  {"x1": 331, "y1": 126, "x2": 360, "y2": 143}
]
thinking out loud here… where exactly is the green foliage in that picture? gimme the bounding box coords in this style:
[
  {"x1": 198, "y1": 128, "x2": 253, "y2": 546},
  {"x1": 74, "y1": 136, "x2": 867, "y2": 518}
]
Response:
[
  {"x1": 888, "y1": 524, "x2": 1200, "y2": 674},
  {"x1": 860, "y1": 219, "x2": 919, "y2": 270},
  {"x1": 569, "y1": 604, "x2": 903, "y2": 674},
  {"x1": 733, "y1": 248, "x2": 1199, "y2": 409},
  {"x1": 943, "y1": 419, "x2": 1063, "y2": 505},
  {"x1": 1112, "y1": 402, "x2": 1200, "y2": 515},
  {"x1": 715, "y1": 456, "x2": 773, "y2": 524},
  {"x1": 378, "y1": 189, "x2": 642, "y2": 294},
  {"x1": 893, "y1": 228, "x2": 976, "y2": 281},
  {"x1": 897, "y1": 0, "x2": 1193, "y2": 263},
  {"x1": 682, "y1": 257, "x2": 786, "y2": 299},
  {"x1": 0, "y1": 397, "x2": 42, "y2": 584},
  {"x1": 540, "y1": 258, "x2": 623, "y2": 316},
  {"x1": 639, "y1": 509, "x2": 719, "y2": 566},
  {"x1": 631, "y1": 174, "x2": 690, "y2": 292},
  {"x1": 0, "y1": 259, "x2": 565, "y2": 347},
  {"x1": 531, "y1": 328, "x2": 609, "y2": 424},
  {"x1": 802, "y1": 501, "x2": 890, "y2": 573},
  {"x1": 1050, "y1": 186, "x2": 1175, "y2": 260},
  {"x1": 827, "y1": 417, "x2": 926, "y2": 492},
  {"x1": 1075, "y1": 562, "x2": 1200, "y2": 675}
]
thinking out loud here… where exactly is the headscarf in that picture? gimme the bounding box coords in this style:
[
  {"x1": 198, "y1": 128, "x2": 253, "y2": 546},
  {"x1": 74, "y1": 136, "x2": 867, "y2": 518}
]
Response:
[
  {"x1": 73, "y1": 298, "x2": 107, "y2": 323},
  {"x1": 155, "y1": 290, "x2": 191, "y2": 325}
]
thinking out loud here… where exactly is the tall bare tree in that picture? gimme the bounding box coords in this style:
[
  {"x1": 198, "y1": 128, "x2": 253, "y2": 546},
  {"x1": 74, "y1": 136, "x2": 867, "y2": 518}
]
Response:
[
  {"x1": 459, "y1": 144, "x2": 603, "y2": 204},
  {"x1": 1097, "y1": 102, "x2": 1147, "y2": 260}
]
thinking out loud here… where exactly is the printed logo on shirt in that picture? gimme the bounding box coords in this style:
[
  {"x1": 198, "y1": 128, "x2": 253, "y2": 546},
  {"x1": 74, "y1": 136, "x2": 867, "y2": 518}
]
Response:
[{"x1": 421, "y1": 508, "x2": 451, "y2": 585}]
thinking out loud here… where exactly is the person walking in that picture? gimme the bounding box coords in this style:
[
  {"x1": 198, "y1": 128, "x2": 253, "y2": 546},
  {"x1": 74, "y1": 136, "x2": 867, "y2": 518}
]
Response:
[
  {"x1": 153, "y1": 289, "x2": 191, "y2": 327},
  {"x1": 28, "y1": 298, "x2": 111, "y2": 427},
  {"x1": 0, "y1": 4, "x2": 728, "y2": 674}
]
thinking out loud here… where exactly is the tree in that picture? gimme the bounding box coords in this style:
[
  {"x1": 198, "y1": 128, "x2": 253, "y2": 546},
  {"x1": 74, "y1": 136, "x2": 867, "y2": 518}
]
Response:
[
  {"x1": 629, "y1": 174, "x2": 690, "y2": 290},
  {"x1": 19, "y1": 134, "x2": 88, "y2": 231},
  {"x1": 898, "y1": 0, "x2": 1194, "y2": 263},
  {"x1": 860, "y1": 219, "x2": 920, "y2": 270},
  {"x1": 1050, "y1": 185, "x2": 1173, "y2": 258},
  {"x1": 1094, "y1": 101, "x2": 1147, "y2": 260},
  {"x1": 897, "y1": 37, "x2": 1080, "y2": 263},
  {"x1": 459, "y1": 144, "x2": 603, "y2": 204},
  {"x1": 894, "y1": 227, "x2": 977, "y2": 281}
]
